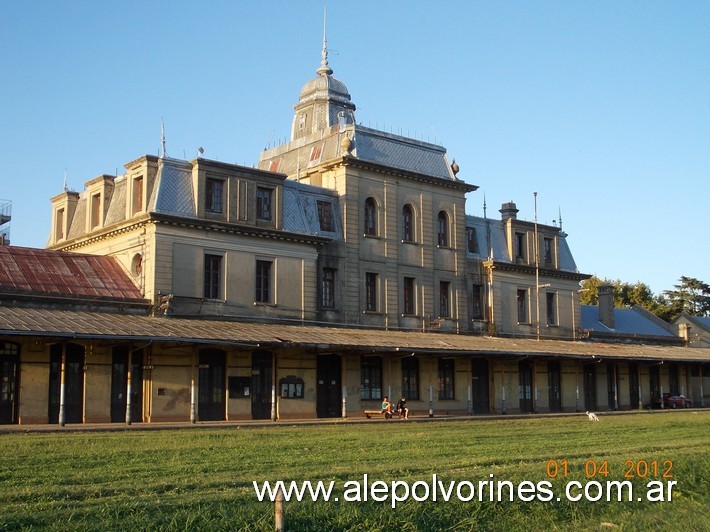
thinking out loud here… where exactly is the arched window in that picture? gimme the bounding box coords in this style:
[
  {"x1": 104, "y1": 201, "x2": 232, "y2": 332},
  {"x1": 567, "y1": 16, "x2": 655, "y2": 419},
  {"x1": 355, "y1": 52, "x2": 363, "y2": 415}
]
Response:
[
  {"x1": 364, "y1": 197, "x2": 377, "y2": 236},
  {"x1": 402, "y1": 204, "x2": 414, "y2": 242},
  {"x1": 437, "y1": 211, "x2": 449, "y2": 247}
]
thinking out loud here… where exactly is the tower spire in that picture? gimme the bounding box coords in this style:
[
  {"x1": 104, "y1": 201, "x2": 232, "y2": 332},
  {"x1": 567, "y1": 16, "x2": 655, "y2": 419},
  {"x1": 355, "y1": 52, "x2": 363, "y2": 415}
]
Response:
[{"x1": 316, "y1": 4, "x2": 333, "y2": 76}]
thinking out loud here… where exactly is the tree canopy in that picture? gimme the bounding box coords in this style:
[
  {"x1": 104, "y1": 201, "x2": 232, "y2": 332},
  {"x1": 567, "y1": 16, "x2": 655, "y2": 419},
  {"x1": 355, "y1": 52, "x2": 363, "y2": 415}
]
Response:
[{"x1": 579, "y1": 275, "x2": 710, "y2": 322}]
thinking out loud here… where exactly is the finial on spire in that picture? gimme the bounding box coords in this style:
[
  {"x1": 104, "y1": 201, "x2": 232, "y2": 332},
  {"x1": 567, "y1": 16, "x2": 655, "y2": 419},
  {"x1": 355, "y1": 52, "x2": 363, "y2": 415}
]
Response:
[
  {"x1": 483, "y1": 192, "x2": 487, "y2": 218},
  {"x1": 63, "y1": 169, "x2": 68, "y2": 192},
  {"x1": 161, "y1": 119, "x2": 167, "y2": 158},
  {"x1": 558, "y1": 207, "x2": 563, "y2": 232},
  {"x1": 316, "y1": 4, "x2": 333, "y2": 76}
]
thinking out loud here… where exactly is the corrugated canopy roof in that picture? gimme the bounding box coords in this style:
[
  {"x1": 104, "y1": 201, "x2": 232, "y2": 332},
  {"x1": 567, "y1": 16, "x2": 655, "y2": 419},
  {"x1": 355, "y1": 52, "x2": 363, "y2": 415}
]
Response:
[
  {"x1": 1, "y1": 306, "x2": 708, "y2": 363},
  {"x1": 0, "y1": 246, "x2": 143, "y2": 301}
]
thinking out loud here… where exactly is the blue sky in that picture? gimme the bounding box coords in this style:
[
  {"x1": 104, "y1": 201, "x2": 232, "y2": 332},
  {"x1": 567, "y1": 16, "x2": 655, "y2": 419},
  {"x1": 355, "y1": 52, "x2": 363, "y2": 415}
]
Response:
[{"x1": 1, "y1": 1, "x2": 708, "y2": 295}]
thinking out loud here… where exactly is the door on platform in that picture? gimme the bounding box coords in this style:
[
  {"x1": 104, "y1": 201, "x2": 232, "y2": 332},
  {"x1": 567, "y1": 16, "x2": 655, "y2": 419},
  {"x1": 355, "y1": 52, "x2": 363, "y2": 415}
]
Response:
[
  {"x1": 547, "y1": 361, "x2": 562, "y2": 412},
  {"x1": 649, "y1": 365, "x2": 661, "y2": 406},
  {"x1": 251, "y1": 351, "x2": 273, "y2": 420},
  {"x1": 317, "y1": 354, "x2": 341, "y2": 418},
  {"x1": 198, "y1": 349, "x2": 226, "y2": 421},
  {"x1": 471, "y1": 359, "x2": 489, "y2": 414},
  {"x1": 583, "y1": 364, "x2": 597, "y2": 412},
  {"x1": 628, "y1": 363, "x2": 640, "y2": 409},
  {"x1": 49, "y1": 343, "x2": 85, "y2": 424},
  {"x1": 518, "y1": 361, "x2": 533, "y2": 413},
  {"x1": 110, "y1": 347, "x2": 144, "y2": 423},
  {"x1": 607, "y1": 363, "x2": 619, "y2": 411},
  {"x1": 0, "y1": 342, "x2": 20, "y2": 424}
]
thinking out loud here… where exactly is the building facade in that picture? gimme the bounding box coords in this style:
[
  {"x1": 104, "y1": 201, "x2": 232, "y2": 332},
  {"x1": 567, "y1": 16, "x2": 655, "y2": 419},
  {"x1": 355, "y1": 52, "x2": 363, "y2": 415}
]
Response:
[{"x1": 1, "y1": 46, "x2": 707, "y2": 426}]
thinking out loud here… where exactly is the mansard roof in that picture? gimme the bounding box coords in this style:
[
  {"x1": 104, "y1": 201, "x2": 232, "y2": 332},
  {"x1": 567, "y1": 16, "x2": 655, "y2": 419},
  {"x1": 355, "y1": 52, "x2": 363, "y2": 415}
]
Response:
[
  {"x1": 260, "y1": 124, "x2": 472, "y2": 187},
  {"x1": 465, "y1": 215, "x2": 581, "y2": 275}
]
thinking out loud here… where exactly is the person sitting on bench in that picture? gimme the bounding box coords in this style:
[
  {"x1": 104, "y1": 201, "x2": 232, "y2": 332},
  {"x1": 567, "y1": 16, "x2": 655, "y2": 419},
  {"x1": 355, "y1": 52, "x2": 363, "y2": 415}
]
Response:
[
  {"x1": 381, "y1": 396, "x2": 392, "y2": 416},
  {"x1": 396, "y1": 396, "x2": 409, "y2": 419}
]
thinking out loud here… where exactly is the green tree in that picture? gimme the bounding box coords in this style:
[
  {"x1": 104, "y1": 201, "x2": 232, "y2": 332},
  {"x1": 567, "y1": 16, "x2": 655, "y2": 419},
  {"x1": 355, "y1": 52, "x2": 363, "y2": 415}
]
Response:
[{"x1": 663, "y1": 276, "x2": 710, "y2": 317}]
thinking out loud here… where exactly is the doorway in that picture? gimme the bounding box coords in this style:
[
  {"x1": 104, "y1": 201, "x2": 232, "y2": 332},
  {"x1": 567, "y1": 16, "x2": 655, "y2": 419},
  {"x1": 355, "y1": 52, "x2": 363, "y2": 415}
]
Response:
[
  {"x1": 49, "y1": 343, "x2": 85, "y2": 424},
  {"x1": 547, "y1": 361, "x2": 562, "y2": 412},
  {"x1": 198, "y1": 349, "x2": 226, "y2": 421},
  {"x1": 583, "y1": 364, "x2": 597, "y2": 412},
  {"x1": 518, "y1": 361, "x2": 533, "y2": 413},
  {"x1": 251, "y1": 351, "x2": 273, "y2": 420},
  {"x1": 110, "y1": 347, "x2": 144, "y2": 423},
  {"x1": 317, "y1": 354, "x2": 341, "y2": 418},
  {"x1": 471, "y1": 359, "x2": 489, "y2": 414},
  {"x1": 628, "y1": 363, "x2": 640, "y2": 409},
  {"x1": 0, "y1": 342, "x2": 19, "y2": 424}
]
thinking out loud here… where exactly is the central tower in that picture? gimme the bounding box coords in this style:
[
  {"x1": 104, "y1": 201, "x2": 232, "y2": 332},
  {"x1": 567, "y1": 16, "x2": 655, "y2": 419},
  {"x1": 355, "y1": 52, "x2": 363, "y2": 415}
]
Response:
[{"x1": 290, "y1": 19, "x2": 356, "y2": 141}]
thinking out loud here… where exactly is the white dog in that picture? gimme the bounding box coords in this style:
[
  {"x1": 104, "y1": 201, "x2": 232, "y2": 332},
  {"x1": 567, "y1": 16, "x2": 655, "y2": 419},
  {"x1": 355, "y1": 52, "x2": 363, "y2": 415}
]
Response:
[{"x1": 586, "y1": 411, "x2": 600, "y2": 422}]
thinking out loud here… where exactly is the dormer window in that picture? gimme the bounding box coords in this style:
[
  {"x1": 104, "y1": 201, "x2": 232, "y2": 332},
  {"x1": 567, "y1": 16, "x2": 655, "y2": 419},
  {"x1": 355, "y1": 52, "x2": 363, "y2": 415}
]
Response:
[
  {"x1": 515, "y1": 232, "x2": 525, "y2": 260},
  {"x1": 90, "y1": 193, "x2": 101, "y2": 229},
  {"x1": 466, "y1": 227, "x2": 479, "y2": 253},
  {"x1": 544, "y1": 237, "x2": 553, "y2": 264},
  {"x1": 132, "y1": 176, "x2": 144, "y2": 214},
  {"x1": 317, "y1": 201, "x2": 333, "y2": 232},
  {"x1": 54, "y1": 208, "x2": 65, "y2": 241},
  {"x1": 206, "y1": 178, "x2": 224, "y2": 214},
  {"x1": 256, "y1": 187, "x2": 273, "y2": 221}
]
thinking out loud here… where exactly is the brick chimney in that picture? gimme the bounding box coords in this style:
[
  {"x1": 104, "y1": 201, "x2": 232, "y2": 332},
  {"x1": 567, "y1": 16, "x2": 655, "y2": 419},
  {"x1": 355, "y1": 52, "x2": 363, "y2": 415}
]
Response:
[
  {"x1": 499, "y1": 201, "x2": 519, "y2": 220},
  {"x1": 598, "y1": 285, "x2": 615, "y2": 329}
]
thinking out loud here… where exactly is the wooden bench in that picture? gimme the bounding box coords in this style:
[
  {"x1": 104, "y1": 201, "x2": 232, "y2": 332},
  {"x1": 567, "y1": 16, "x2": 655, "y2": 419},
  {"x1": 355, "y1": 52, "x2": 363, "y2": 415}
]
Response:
[{"x1": 363, "y1": 409, "x2": 396, "y2": 419}]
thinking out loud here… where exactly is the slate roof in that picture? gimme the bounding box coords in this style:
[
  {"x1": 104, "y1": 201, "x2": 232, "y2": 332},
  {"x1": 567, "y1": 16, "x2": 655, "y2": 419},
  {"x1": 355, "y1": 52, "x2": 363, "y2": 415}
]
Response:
[
  {"x1": 465, "y1": 216, "x2": 579, "y2": 272},
  {"x1": 282, "y1": 180, "x2": 342, "y2": 237},
  {"x1": 0, "y1": 246, "x2": 143, "y2": 301},
  {"x1": 259, "y1": 124, "x2": 461, "y2": 184},
  {"x1": 1, "y1": 306, "x2": 708, "y2": 363},
  {"x1": 581, "y1": 305, "x2": 676, "y2": 337}
]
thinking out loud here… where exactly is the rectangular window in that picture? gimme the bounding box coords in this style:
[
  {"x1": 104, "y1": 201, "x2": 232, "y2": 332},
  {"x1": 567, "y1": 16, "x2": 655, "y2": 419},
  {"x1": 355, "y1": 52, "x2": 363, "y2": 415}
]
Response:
[
  {"x1": 544, "y1": 237, "x2": 553, "y2": 264},
  {"x1": 206, "y1": 178, "x2": 223, "y2": 213},
  {"x1": 439, "y1": 281, "x2": 451, "y2": 318},
  {"x1": 403, "y1": 277, "x2": 415, "y2": 315},
  {"x1": 360, "y1": 356, "x2": 382, "y2": 400},
  {"x1": 517, "y1": 289, "x2": 528, "y2": 323},
  {"x1": 322, "y1": 268, "x2": 336, "y2": 309},
  {"x1": 90, "y1": 193, "x2": 101, "y2": 229},
  {"x1": 132, "y1": 176, "x2": 144, "y2": 214},
  {"x1": 256, "y1": 187, "x2": 273, "y2": 221},
  {"x1": 546, "y1": 292, "x2": 557, "y2": 325},
  {"x1": 256, "y1": 260, "x2": 272, "y2": 303},
  {"x1": 365, "y1": 272, "x2": 378, "y2": 312},
  {"x1": 55, "y1": 208, "x2": 65, "y2": 241},
  {"x1": 204, "y1": 254, "x2": 222, "y2": 299},
  {"x1": 471, "y1": 283, "x2": 484, "y2": 319},
  {"x1": 438, "y1": 359, "x2": 455, "y2": 400},
  {"x1": 466, "y1": 227, "x2": 479, "y2": 253},
  {"x1": 515, "y1": 232, "x2": 525, "y2": 260},
  {"x1": 317, "y1": 201, "x2": 333, "y2": 231},
  {"x1": 401, "y1": 356, "x2": 419, "y2": 400}
]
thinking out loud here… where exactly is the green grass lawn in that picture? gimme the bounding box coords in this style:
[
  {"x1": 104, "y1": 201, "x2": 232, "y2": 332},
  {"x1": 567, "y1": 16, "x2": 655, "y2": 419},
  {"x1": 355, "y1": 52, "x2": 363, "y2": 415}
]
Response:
[{"x1": 1, "y1": 412, "x2": 708, "y2": 531}]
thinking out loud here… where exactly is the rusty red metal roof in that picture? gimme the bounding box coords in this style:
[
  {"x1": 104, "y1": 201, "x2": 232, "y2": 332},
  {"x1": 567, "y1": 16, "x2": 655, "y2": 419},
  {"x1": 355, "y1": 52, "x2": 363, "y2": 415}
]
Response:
[{"x1": 0, "y1": 245, "x2": 143, "y2": 301}]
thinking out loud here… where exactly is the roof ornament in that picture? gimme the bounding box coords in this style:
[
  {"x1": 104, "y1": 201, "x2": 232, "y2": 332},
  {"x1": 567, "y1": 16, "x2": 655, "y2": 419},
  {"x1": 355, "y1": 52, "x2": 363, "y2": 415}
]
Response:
[
  {"x1": 160, "y1": 118, "x2": 167, "y2": 158},
  {"x1": 316, "y1": 4, "x2": 333, "y2": 77},
  {"x1": 451, "y1": 158, "x2": 460, "y2": 177}
]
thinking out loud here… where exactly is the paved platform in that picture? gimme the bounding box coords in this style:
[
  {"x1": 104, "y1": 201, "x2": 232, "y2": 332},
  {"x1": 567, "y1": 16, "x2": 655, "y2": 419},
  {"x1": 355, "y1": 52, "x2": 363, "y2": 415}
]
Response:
[{"x1": 1, "y1": 407, "x2": 705, "y2": 434}]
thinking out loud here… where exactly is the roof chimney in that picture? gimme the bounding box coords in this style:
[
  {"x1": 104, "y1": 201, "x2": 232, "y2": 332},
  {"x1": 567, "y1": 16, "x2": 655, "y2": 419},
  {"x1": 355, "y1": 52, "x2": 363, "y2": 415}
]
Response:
[
  {"x1": 598, "y1": 285, "x2": 615, "y2": 329},
  {"x1": 499, "y1": 201, "x2": 519, "y2": 220}
]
